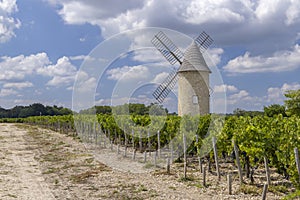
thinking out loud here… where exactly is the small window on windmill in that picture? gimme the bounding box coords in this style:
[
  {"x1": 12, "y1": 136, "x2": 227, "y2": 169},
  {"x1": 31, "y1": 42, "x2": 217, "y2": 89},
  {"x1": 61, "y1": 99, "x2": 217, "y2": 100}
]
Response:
[{"x1": 192, "y1": 95, "x2": 198, "y2": 104}]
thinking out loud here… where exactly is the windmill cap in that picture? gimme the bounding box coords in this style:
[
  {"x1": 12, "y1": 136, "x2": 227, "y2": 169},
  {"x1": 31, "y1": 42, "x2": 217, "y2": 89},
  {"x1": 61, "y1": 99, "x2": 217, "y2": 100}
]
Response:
[{"x1": 178, "y1": 41, "x2": 211, "y2": 73}]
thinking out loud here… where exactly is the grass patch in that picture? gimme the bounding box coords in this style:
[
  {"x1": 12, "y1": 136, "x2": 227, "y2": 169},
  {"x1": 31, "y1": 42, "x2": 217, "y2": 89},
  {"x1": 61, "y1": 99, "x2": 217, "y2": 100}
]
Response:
[
  {"x1": 169, "y1": 186, "x2": 177, "y2": 190},
  {"x1": 188, "y1": 182, "x2": 204, "y2": 188},
  {"x1": 6, "y1": 194, "x2": 17, "y2": 198},
  {"x1": 40, "y1": 153, "x2": 64, "y2": 162},
  {"x1": 238, "y1": 184, "x2": 261, "y2": 195},
  {"x1": 84, "y1": 158, "x2": 94, "y2": 164},
  {"x1": 178, "y1": 176, "x2": 195, "y2": 182},
  {"x1": 43, "y1": 167, "x2": 59, "y2": 174},
  {"x1": 0, "y1": 170, "x2": 11, "y2": 175},
  {"x1": 136, "y1": 184, "x2": 148, "y2": 192},
  {"x1": 144, "y1": 162, "x2": 155, "y2": 169},
  {"x1": 269, "y1": 185, "x2": 289, "y2": 195},
  {"x1": 152, "y1": 169, "x2": 174, "y2": 176},
  {"x1": 70, "y1": 170, "x2": 99, "y2": 184},
  {"x1": 282, "y1": 189, "x2": 300, "y2": 200}
]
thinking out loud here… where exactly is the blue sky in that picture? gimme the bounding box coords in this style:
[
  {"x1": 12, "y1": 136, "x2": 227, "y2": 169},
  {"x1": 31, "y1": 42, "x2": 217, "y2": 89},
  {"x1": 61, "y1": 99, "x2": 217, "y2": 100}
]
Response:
[{"x1": 0, "y1": 0, "x2": 300, "y2": 113}]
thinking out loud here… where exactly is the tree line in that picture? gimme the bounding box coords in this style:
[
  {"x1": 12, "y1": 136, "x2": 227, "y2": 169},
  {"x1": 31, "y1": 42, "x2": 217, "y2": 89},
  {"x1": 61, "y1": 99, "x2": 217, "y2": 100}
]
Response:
[
  {"x1": 0, "y1": 103, "x2": 72, "y2": 118},
  {"x1": 79, "y1": 103, "x2": 170, "y2": 116},
  {"x1": 232, "y1": 89, "x2": 300, "y2": 117},
  {"x1": 0, "y1": 89, "x2": 299, "y2": 119}
]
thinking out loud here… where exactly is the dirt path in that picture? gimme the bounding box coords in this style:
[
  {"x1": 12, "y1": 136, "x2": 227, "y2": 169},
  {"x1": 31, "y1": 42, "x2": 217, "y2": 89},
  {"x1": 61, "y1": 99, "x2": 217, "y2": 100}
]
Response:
[
  {"x1": 0, "y1": 123, "x2": 292, "y2": 199},
  {"x1": 0, "y1": 124, "x2": 55, "y2": 200}
]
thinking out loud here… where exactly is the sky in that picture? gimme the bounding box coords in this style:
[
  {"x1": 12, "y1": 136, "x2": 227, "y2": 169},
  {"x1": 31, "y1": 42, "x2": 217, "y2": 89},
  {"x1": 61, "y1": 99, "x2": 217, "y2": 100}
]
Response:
[{"x1": 0, "y1": 0, "x2": 300, "y2": 113}]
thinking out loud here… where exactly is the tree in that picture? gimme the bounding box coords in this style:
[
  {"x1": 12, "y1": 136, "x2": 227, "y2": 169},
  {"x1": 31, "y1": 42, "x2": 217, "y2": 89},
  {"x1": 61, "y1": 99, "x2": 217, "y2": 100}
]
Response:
[
  {"x1": 233, "y1": 108, "x2": 246, "y2": 116},
  {"x1": 233, "y1": 108, "x2": 263, "y2": 117},
  {"x1": 264, "y1": 104, "x2": 286, "y2": 117},
  {"x1": 284, "y1": 89, "x2": 300, "y2": 116},
  {"x1": 95, "y1": 106, "x2": 112, "y2": 114}
]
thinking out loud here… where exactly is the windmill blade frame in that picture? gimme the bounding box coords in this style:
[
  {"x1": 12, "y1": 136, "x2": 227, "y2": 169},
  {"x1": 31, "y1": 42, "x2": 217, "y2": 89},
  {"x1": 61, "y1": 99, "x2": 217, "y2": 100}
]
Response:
[
  {"x1": 151, "y1": 31, "x2": 183, "y2": 65},
  {"x1": 195, "y1": 31, "x2": 213, "y2": 52},
  {"x1": 153, "y1": 69, "x2": 178, "y2": 103}
]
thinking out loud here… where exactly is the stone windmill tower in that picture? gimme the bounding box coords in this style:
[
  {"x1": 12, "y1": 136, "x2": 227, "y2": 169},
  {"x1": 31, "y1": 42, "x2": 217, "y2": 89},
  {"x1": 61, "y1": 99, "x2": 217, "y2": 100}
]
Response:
[{"x1": 151, "y1": 31, "x2": 212, "y2": 116}]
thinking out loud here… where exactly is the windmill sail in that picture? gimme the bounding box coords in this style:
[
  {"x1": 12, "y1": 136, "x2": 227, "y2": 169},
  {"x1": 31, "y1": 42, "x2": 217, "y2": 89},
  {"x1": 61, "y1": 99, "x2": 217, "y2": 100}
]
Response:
[
  {"x1": 152, "y1": 31, "x2": 213, "y2": 104},
  {"x1": 195, "y1": 31, "x2": 213, "y2": 52},
  {"x1": 153, "y1": 69, "x2": 178, "y2": 103},
  {"x1": 151, "y1": 31, "x2": 183, "y2": 65}
]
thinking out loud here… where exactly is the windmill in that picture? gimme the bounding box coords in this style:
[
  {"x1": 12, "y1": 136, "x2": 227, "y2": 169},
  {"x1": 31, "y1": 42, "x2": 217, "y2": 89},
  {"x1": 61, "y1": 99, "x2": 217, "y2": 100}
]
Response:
[{"x1": 151, "y1": 31, "x2": 213, "y2": 116}]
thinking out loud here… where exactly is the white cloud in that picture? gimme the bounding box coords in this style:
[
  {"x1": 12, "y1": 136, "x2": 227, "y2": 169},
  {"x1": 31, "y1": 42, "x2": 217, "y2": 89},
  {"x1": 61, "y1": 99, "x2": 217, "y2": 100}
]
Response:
[
  {"x1": 228, "y1": 90, "x2": 250, "y2": 104},
  {"x1": 47, "y1": 0, "x2": 300, "y2": 55},
  {"x1": 182, "y1": 0, "x2": 246, "y2": 24},
  {"x1": 106, "y1": 65, "x2": 150, "y2": 81},
  {"x1": 0, "y1": 53, "x2": 79, "y2": 88},
  {"x1": 152, "y1": 72, "x2": 169, "y2": 84},
  {"x1": 37, "y1": 56, "x2": 77, "y2": 86},
  {"x1": 224, "y1": 44, "x2": 300, "y2": 74},
  {"x1": 222, "y1": 82, "x2": 300, "y2": 111},
  {"x1": 0, "y1": 0, "x2": 21, "y2": 43},
  {"x1": 213, "y1": 84, "x2": 238, "y2": 93},
  {"x1": 73, "y1": 71, "x2": 97, "y2": 93},
  {"x1": 3, "y1": 81, "x2": 33, "y2": 89},
  {"x1": 0, "y1": 88, "x2": 18, "y2": 97},
  {"x1": 132, "y1": 49, "x2": 166, "y2": 64},
  {"x1": 0, "y1": 53, "x2": 51, "y2": 81},
  {"x1": 285, "y1": 0, "x2": 300, "y2": 25},
  {"x1": 69, "y1": 55, "x2": 95, "y2": 61},
  {"x1": 206, "y1": 48, "x2": 224, "y2": 66},
  {"x1": 281, "y1": 82, "x2": 300, "y2": 91},
  {"x1": 267, "y1": 82, "x2": 300, "y2": 103}
]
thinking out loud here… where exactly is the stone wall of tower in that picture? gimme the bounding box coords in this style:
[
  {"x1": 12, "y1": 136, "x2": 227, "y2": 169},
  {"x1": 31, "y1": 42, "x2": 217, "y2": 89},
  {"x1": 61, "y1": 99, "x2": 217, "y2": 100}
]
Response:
[{"x1": 178, "y1": 71, "x2": 210, "y2": 116}]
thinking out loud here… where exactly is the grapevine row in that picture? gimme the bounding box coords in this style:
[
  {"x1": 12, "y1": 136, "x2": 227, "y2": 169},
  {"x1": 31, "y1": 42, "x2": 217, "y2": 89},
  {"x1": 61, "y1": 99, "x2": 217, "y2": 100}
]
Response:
[{"x1": 7, "y1": 113, "x2": 299, "y2": 187}]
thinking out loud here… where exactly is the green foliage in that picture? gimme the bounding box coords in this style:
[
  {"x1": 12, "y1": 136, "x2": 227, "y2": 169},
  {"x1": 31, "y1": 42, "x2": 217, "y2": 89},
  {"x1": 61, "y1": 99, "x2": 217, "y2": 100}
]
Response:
[
  {"x1": 264, "y1": 104, "x2": 287, "y2": 117},
  {"x1": 80, "y1": 103, "x2": 168, "y2": 116},
  {"x1": 232, "y1": 108, "x2": 263, "y2": 117},
  {"x1": 0, "y1": 103, "x2": 72, "y2": 118},
  {"x1": 80, "y1": 106, "x2": 112, "y2": 114},
  {"x1": 285, "y1": 89, "x2": 300, "y2": 116},
  {"x1": 282, "y1": 189, "x2": 300, "y2": 200},
  {"x1": 4, "y1": 110, "x2": 299, "y2": 188}
]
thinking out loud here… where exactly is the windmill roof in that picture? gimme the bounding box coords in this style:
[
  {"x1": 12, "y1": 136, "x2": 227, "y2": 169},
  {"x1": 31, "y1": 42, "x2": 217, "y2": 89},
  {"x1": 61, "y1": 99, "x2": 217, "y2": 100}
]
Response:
[{"x1": 178, "y1": 41, "x2": 211, "y2": 73}]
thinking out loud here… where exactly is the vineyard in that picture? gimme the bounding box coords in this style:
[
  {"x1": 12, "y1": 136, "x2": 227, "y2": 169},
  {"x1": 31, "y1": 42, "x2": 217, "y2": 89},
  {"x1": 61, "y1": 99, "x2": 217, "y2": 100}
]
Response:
[{"x1": 2, "y1": 113, "x2": 300, "y2": 199}]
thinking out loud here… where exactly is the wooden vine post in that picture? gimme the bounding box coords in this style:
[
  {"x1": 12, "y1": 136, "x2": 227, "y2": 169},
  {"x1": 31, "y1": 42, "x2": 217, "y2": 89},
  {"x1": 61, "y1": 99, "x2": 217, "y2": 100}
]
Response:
[
  {"x1": 196, "y1": 135, "x2": 203, "y2": 173},
  {"x1": 95, "y1": 123, "x2": 98, "y2": 145},
  {"x1": 264, "y1": 156, "x2": 271, "y2": 185},
  {"x1": 103, "y1": 129, "x2": 107, "y2": 148},
  {"x1": 147, "y1": 129, "x2": 151, "y2": 156},
  {"x1": 139, "y1": 130, "x2": 142, "y2": 152},
  {"x1": 213, "y1": 137, "x2": 220, "y2": 180},
  {"x1": 170, "y1": 140, "x2": 174, "y2": 164},
  {"x1": 261, "y1": 183, "x2": 268, "y2": 200},
  {"x1": 131, "y1": 129, "x2": 135, "y2": 149},
  {"x1": 295, "y1": 148, "x2": 300, "y2": 183},
  {"x1": 183, "y1": 133, "x2": 187, "y2": 179},
  {"x1": 144, "y1": 151, "x2": 147, "y2": 163},
  {"x1": 132, "y1": 129, "x2": 136, "y2": 160},
  {"x1": 98, "y1": 124, "x2": 102, "y2": 145},
  {"x1": 94, "y1": 122, "x2": 97, "y2": 144},
  {"x1": 132, "y1": 149, "x2": 136, "y2": 160},
  {"x1": 124, "y1": 125, "x2": 127, "y2": 157},
  {"x1": 227, "y1": 174, "x2": 232, "y2": 195},
  {"x1": 166, "y1": 157, "x2": 170, "y2": 174},
  {"x1": 202, "y1": 166, "x2": 206, "y2": 187},
  {"x1": 233, "y1": 139, "x2": 243, "y2": 184},
  {"x1": 157, "y1": 130, "x2": 161, "y2": 158}
]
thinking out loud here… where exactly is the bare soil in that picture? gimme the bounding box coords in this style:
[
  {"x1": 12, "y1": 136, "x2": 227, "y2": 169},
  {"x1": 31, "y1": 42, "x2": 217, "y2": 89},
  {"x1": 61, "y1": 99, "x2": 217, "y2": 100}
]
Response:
[{"x1": 0, "y1": 123, "x2": 296, "y2": 199}]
